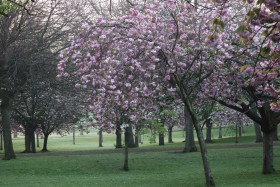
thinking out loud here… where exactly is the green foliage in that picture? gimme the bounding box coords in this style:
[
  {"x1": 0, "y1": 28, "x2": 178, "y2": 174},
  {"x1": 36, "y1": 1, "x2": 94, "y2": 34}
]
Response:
[{"x1": 236, "y1": 24, "x2": 246, "y2": 34}]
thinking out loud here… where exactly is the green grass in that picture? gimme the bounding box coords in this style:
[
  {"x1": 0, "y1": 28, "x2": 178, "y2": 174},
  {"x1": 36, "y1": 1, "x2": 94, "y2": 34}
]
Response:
[
  {"x1": 1, "y1": 125, "x2": 280, "y2": 186},
  {"x1": 1, "y1": 147, "x2": 280, "y2": 187}
]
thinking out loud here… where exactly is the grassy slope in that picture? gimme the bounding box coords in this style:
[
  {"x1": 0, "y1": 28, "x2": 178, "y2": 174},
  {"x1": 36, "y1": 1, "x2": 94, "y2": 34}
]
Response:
[{"x1": 0, "y1": 126, "x2": 280, "y2": 187}]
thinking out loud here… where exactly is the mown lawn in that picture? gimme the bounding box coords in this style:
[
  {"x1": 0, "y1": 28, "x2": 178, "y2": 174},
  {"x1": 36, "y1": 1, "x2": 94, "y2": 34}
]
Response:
[
  {"x1": 1, "y1": 125, "x2": 280, "y2": 186},
  {"x1": 1, "y1": 147, "x2": 280, "y2": 187}
]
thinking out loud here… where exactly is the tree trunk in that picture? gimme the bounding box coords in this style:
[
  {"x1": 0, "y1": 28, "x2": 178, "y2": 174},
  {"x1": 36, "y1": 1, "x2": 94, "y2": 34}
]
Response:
[
  {"x1": 159, "y1": 132, "x2": 164, "y2": 146},
  {"x1": 239, "y1": 126, "x2": 242, "y2": 137},
  {"x1": 80, "y1": 125, "x2": 84, "y2": 135},
  {"x1": 138, "y1": 134, "x2": 142, "y2": 144},
  {"x1": 123, "y1": 127, "x2": 129, "y2": 171},
  {"x1": 42, "y1": 134, "x2": 49, "y2": 152},
  {"x1": 0, "y1": 131, "x2": 3, "y2": 150},
  {"x1": 36, "y1": 133, "x2": 39, "y2": 148},
  {"x1": 158, "y1": 123, "x2": 164, "y2": 146},
  {"x1": 168, "y1": 126, "x2": 173, "y2": 143},
  {"x1": 73, "y1": 127, "x2": 75, "y2": 145},
  {"x1": 262, "y1": 131, "x2": 275, "y2": 174},
  {"x1": 235, "y1": 123, "x2": 238, "y2": 143},
  {"x1": 183, "y1": 106, "x2": 197, "y2": 153},
  {"x1": 23, "y1": 126, "x2": 36, "y2": 153},
  {"x1": 31, "y1": 132, "x2": 36, "y2": 153},
  {"x1": 116, "y1": 125, "x2": 122, "y2": 148},
  {"x1": 273, "y1": 126, "x2": 278, "y2": 141},
  {"x1": 128, "y1": 125, "x2": 135, "y2": 148},
  {"x1": 184, "y1": 98, "x2": 215, "y2": 186},
  {"x1": 24, "y1": 127, "x2": 31, "y2": 153},
  {"x1": 13, "y1": 130, "x2": 18, "y2": 138},
  {"x1": 0, "y1": 97, "x2": 16, "y2": 159},
  {"x1": 99, "y1": 129, "x2": 103, "y2": 147},
  {"x1": 135, "y1": 133, "x2": 139, "y2": 148},
  {"x1": 205, "y1": 119, "x2": 213, "y2": 143},
  {"x1": 254, "y1": 122, "x2": 263, "y2": 142},
  {"x1": 218, "y1": 126, "x2": 222, "y2": 139}
]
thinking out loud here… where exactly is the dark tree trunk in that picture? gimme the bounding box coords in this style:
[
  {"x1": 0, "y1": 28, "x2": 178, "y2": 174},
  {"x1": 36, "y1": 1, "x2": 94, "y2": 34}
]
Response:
[
  {"x1": 134, "y1": 133, "x2": 139, "y2": 148},
  {"x1": 128, "y1": 125, "x2": 135, "y2": 148},
  {"x1": 254, "y1": 122, "x2": 263, "y2": 142},
  {"x1": 158, "y1": 123, "x2": 164, "y2": 146},
  {"x1": 23, "y1": 125, "x2": 36, "y2": 153},
  {"x1": 0, "y1": 131, "x2": 3, "y2": 150},
  {"x1": 262, "y1": 131, "x2": 275, "y2": 174},
  {"x1": 205, "y1": 119, "x2": 213, "y2": 143},
  {"x1": 31, "y1": 132, "x2": 36, "y2": 153},
  {"x1": 99, "y1": 129, "x2": 103, "y2": 147},
  {"x1": 73, "y1": 127, "x2": 75, "y2": 145},
  {"x1": 273, "y1": 126, "x2": 278, "y2": 141},
  {"x1": 239, "y1": 126, "x2": 242, "y2": 137},
  {"x1": 80, "y1": 125, "x2": 83, "y2": 135},
  {"x1": 36, "y1": 133, "x2": 39, "y2": 148},
  {"x1": 123, "y1": 127, "x2": 129, "y2": 171},
  {"x1": 183, "y1": 106, "x2": 197, "y2": 153},
  {"x1": 42, "y1": 134, "x2": 49, "y2": 152},
  {"x1": 218, "y1": 126, "x2": 222, "y2": 139},
  {"x1": 235, "y1": 123, "x2": 238, "y2": 143},
  {"x1": 24, "y1": 128, "x2": 31, "y2": 153},
  {"x1": 116, "y1": 124, "x2": 122, "y2": 148},
  {"x1": 159, "y1": 132, "x2": 164, "y2": 146},
  {"x1": 13, "y1": 130, "x2": 18, "y2": 138},
  {"x1": 0, "y1": 97, "x2": 16, "y2": 159},
  {"x1": 168, "y1": 126, "x2": 173, "y2": 143}
]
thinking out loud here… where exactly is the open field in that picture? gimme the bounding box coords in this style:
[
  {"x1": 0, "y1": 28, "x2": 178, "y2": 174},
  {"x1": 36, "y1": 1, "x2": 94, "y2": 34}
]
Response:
[{"x1": 1, "y1": 126, "x2": 280, "y2": 187}]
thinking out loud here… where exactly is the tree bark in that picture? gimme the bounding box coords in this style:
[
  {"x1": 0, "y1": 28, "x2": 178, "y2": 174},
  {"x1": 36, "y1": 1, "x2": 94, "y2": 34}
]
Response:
[
  {"x1": 158, "y1": 123, "x2": 164, "y2": 146},
  {"x1": 239, "y1": 126, "x2": 242, "y2": 137},
  {"x1": 218, "y1": 126, "x2": 222, "y2": 139},
  {"x1": 183, "y1": 106, "x2": 197, "y2": 153},
  {"x1": 205, "y1": 119, "x2": 213, "y2": 143},
  {"x1": 254, "y1": 122, "x2": 263, "y2": 142},
  {"x1": 128, "y1": 125, "x2": 135, "y2": 148},
  {"x1": 123, "y1": 127, "x2": 129, "y2": 171},
  {"x1": 159, "y1": 132, "x2": 164, "y2": 145},
  {"x1": 42, "y1": 134, "x2": 49, "y2": 152},
  {"x1": 31, "y1": 132, "x2": 36, "y2": 153},
  {"x1": 134, "y1": 133, "x2": 139, "y2": 148},
  {"x1": 116, "y1": 124, "x2": 122, "y2": 148},
  {"x1": 183, "y1": 98, "x2": 215, "y2": 186},
  {"x1": 80, "y1": 125, "x2": 83, "y2": 135},
  {"x1": 99, "y1": 129, "x2": 103, "y2": 147},
  {"x1": 262, "y1": 131, "x2": 275, "y2": 174},
  {"x1": 0, "y1": 97, "x2": 16, "y2": 159},
  {"x1": 273, "y1": 126, "x2": 278, "y2": 141},
  {"x1": 0, "y1": 131, "x2": 3, "y2": 150},
  {"x1": 36, "y1": 133, "x2": 39, "y2": 148},
  {"x1": 13, "y1": 130, "x2": 18, "y2": 138},
  {"x1": 235, "y1": 123, "x2": 238, "y2": 143},
  {"x1": 73, "y1": 127, "x2": 75, "y2": 145},
  {"x1": 168, "y1": 126, "x2": 173, "y2": 143},
  {"x1": 23, "y1": 126, "x2": 36, "y2": 153}
]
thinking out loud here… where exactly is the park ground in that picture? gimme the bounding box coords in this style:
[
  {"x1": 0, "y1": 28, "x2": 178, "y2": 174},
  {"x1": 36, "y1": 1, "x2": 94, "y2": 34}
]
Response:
[{"x1": 1, "y1": 126, "x2": 280, "y2": 187}]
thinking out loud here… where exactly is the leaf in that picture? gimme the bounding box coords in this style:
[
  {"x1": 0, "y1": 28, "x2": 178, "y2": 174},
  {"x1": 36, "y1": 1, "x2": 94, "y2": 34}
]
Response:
[
  {"x1": 241, "y1": 65, "x2": 249, "y2": 72},
  {"x1": 236, "y1": 24, "x2": 245, "y2": 34},
  {"x1": 260, "y1": 47, "x2": 271, "y2": 56},
  {"x1": 220, "y1": 20, "x2": 225, "y2": 30}
]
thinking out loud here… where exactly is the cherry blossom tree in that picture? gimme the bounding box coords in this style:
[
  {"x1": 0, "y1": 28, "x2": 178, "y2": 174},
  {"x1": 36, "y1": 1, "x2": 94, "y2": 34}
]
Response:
[{"x1": 58, "y1": 0, "x2": 239, "y2": 185}]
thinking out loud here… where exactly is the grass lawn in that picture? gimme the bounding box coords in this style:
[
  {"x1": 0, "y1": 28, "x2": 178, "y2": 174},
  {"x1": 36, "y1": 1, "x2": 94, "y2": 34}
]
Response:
[{"x1": 0, "y1": 125, "x2": 280, "y2": 186}]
